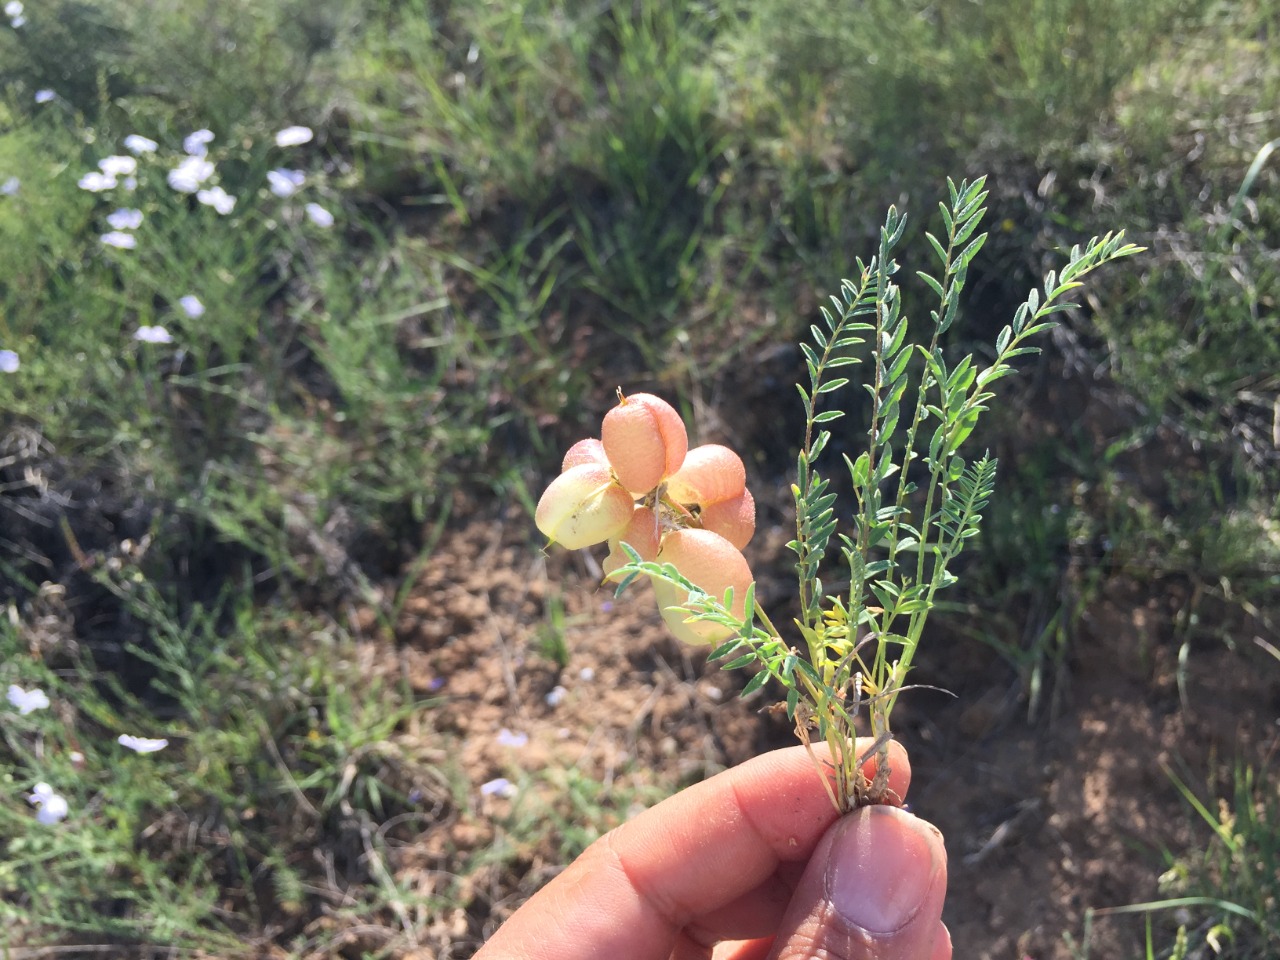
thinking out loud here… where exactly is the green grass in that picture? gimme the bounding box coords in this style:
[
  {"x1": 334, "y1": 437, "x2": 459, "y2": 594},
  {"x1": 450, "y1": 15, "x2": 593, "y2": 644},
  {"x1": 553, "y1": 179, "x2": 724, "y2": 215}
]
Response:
[
  {"x1": 1065, "y1": 761, "x2": 1280, "y2": 959},
  {"x1": 2, "y1": 0, "x2": 1278, "y2": 954}
]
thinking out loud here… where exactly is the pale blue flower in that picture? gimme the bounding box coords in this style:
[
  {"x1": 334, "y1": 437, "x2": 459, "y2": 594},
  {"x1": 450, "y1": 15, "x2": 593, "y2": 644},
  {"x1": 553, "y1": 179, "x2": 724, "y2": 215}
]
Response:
[
  {"x1": 106, "y1": 208, "x2": 143, "y2": 231},
  {"x1": 123, "y1": 134, "x2": 158, "y2": 155},
  {"x1": 167, "y1": 156, "x2": 213, "y2": 193},
  {"x1": 7, "y1": 684, "x2": 49, "y2": 714},
  {"x1": 544, "y1": 685, "x2": 568, "y2": 707},
  {"x1": 267, "y1": 168, "x2": 305, "y2": 198},
  {"x1": 495, "y1": 728, "x2": 528, "y2": 748},
  {"x1": 78, "y1": 171, "x2": 117, "y2": 192},
  {"x1": 101, "y1": 231, "x2": 137, "y2": 249},
  {"x1": 34, "y1": 89, "x2": 55, "y2": 104},
  {"x1": 183, "y1": 129, "x2": 214, "y2": 157},
  {"x1": 28, "y1": 783, "x2": 69, "y2": 825},
  {"x1": 0, "y1": 177, "x2": 17, "y2": 196},
  {"x1": 9, "y1": 13, "x2": 23, "y2": 26},
  {"x1": 98, "y1": 155, "x2": 137, "y2": 177},
  {"x1": 118, "y1": 734, "x2": 169, "y2": 754},
  {"x1": 178, "y1": 295, "x2": 205, "y2": 318},
  {"x1": 480, "y1": 777, "x2": 516, "y2": 798},
  {"x1": 0, "y1": 349, "x2": 18, "y2": 373},
  {"x1": 134, "y1": 326, "x2": 172, "y2": 344},
  {"x1": 197, "y1": 186, "x2": 235, "y2": 215},
  {"x1": 4, "y1": 1, "x2": 22, "y2": 17},
  {"x1": 274, "y1": 125, "x2": 313, "y2": 147},
  {"x1": 305, "y1": 202, "x2": 334, "y2": 228}
]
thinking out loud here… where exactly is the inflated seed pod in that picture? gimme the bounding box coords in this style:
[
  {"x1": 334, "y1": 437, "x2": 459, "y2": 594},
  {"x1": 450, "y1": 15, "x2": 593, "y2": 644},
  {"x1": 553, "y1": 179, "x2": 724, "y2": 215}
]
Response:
[
  {"x1": 561, "y1": 438, "x2": 609, "y2": 471},
  {"x1": 601, "y1": 392, "x2": 688, "y2": 495},
  {"x1": 665, "y1": 444, "x2": 746, "y2": 507},
  {"x1": 602, "y1": 505, "x2": 661, "y2": 581},
  {"x1": 699, "y1": 488, "x2": 756, "y2": 550},
  {"x1": 650, "y1": 528, "x2": 753, "y2": 645},
  {"x1": 535, "y1": 463, "x2": 633, "y2": 550}
]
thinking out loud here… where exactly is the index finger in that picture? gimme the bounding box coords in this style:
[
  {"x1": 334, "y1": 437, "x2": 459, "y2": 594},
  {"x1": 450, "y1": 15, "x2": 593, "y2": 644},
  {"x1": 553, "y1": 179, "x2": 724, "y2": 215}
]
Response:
[{"x1": 475, "y1": 739, "x2": 911, "y2": 960}]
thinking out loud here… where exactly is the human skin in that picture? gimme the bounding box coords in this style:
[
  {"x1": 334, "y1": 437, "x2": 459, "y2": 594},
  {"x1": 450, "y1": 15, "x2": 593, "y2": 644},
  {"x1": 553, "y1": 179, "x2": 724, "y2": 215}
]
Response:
[{"x1": 473, "y1": 740, "x2": 950, "y2": 960}]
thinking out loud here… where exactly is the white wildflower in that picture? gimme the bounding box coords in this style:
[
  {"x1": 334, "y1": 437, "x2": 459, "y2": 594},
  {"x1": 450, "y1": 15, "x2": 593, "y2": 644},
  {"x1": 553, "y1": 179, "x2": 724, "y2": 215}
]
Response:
[
  {"x1": 544, "y1": 685, "x2": 568, "y2": 707},
  {"x1": 101, "y1": 231, "x2": 137, "y2": 249},
  {"x1": 305, "y1": 202, "x2": 334, "y2": 228},
  {"x1": 98, "y1": 155, "x2": 137, "y2": 177},
  {"x1": 27, "y1": 782, "x2": 69, "y2": 825},
  {"x1": 495, "y1": 728, "x2": 529, "y2": 748},
  {"x1": 34, "y1": 89, "x2": 55, "y2": 104},
  {"x1": 118, "y1": 734, "x2": 169, "y2": 754},
  {"x1": 78, "y1": 171, "x2": 117, "y2": 192},
  {"x1": 123, "y1": 134, "x2": 158, "y2": 155},
  {"x1": 266, "y1": 168, "x2": 305, "y2": 197},
  {"x1": 183, "y1": 128, "x2": 214, "y2": 157},
  {"x1": 0, "y1": 349, "x2": 18, "y2": 373},
  {"x1": 167, "y1": 156, "x2": 213, "y2": 193},
  {"x1": 274, "y1": 125, "x2": 313, "y2": 147},
  {"x1": 178, "y1": 295, "x2": 205, "y2": 318},
  {"x1": 1, "y1": 177, "x2": 18, "y2": 196},
  {"x1": 480, "y1": 777, "x2": 516, "y2": 798},
  {"x1": 196, "y1": 185, "x2": 235, "y2": 215},
  {"x1": 4, "y1": 1, "x2": 22, "y2": 17},
  {"x1": 133, "y1": 326, "x2": 173, "y2": 344},
  {"x1": 106, "y1": 208, "x2": 143, "y2": 231},
  {"x1": 7, "y1": 684, "x2": 49, "y2": 714}
]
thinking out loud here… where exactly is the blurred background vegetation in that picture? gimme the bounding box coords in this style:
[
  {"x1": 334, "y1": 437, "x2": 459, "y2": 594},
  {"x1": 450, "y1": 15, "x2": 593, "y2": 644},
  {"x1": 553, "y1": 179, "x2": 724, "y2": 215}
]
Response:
[{"x1": 1, "y1": 0, "x2": 1277, "y2": 956}]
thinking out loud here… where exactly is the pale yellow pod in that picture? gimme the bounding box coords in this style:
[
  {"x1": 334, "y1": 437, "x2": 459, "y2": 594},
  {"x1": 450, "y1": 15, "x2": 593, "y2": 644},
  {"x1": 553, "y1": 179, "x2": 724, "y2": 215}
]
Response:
[
  {"x1": 651, "y1": 528, "x2": 753, "y2": 645},
  {"x1": 602, "y1": 506, "x2": 661, "y2": 581},
  {"x1": 665, "y1": 443, "x2": 746, "y2": 507},
  {"x1": 699, "y1": 488, "x2": 756, "y2": 550},
  {"x1": 535, "y1": 463, "x2": 634, "y2": 550},
  {"x1": 562, "y1": 437, "x2": 609, "y2": 471},
  {"x1": 601, "y1": 392, "x2": 688, "y2": 495}
]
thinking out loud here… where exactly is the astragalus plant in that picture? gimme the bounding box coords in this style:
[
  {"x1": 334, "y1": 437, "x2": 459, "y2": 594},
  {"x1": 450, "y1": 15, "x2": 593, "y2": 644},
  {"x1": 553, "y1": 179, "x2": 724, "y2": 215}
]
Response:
[{"x1": 538, "y1": 177, "x2": 1142, "y2": 812}]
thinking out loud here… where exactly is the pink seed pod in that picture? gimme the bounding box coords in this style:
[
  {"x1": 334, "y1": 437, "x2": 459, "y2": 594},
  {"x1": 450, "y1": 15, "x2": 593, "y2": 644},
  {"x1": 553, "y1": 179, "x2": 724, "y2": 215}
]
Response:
[
  {"x1": 601, "y1": 392, "x2": 688, "y2": 495},
  {"x1": 535, "y1": 463, "x2": 634, "y2": 550},
  {"x1": 665, "y1": 443, "x2": 746, "y2": 507},
  {"x1": 562, "y1": 438, "x2": 609, "y2": 471},
  {"x1": 602, "y1": 505, "x2": 661, "y2": 581},
  {"x1": 699, "y1": 488, "x2": 756, "y2": 550},
  {"x1": 651, "y1": 528, "x2": 753, "y2": 645}
]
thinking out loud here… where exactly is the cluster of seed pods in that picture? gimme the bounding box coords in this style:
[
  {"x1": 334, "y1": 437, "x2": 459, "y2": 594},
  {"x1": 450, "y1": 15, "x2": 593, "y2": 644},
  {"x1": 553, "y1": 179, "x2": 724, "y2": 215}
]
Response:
[{"x1": 535, "y1": 391, "x2": 755, "y2": 644}]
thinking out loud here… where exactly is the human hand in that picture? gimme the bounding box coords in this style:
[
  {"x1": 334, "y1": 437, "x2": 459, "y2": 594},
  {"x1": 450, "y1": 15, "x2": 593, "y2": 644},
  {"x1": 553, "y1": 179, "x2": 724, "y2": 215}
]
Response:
[{"x1": 473, "y1": 740, "x2": 949, "y2": 960}]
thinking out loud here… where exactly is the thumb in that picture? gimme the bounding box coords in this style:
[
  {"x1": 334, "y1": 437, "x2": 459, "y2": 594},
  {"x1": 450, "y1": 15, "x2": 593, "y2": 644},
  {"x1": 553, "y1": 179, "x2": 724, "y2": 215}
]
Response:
[{"x1": 767, "y1": 804, "x2": 950, "y2": 960}]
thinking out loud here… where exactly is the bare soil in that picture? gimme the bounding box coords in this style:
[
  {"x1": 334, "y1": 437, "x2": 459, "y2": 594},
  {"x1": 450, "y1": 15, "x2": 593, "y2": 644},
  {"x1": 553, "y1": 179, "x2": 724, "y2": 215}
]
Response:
[{"x1": 378, "y1": 491, "x2": 1278, "y2": 959}]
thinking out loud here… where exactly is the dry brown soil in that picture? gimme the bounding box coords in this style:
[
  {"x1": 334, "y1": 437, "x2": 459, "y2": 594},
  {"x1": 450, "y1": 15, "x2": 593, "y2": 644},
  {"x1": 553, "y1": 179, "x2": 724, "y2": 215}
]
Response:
[{"x1": 375, "y1": 491, "x2": 1278, "y2": 959}]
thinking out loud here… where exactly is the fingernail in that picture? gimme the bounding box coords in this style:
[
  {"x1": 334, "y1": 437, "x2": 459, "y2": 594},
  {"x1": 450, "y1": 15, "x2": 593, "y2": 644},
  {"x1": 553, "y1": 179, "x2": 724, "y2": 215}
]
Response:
[{"x1": 824, "y1": 805, "x2": 939, "y2": 934}]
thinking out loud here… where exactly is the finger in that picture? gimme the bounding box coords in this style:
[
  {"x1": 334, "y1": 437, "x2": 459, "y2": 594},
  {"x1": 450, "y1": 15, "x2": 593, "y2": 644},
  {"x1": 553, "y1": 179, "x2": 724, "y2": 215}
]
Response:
[
  {"x1": 764, "y1": 804, "x2": 947, "y2": 960},
  {"x1": 713, "y1": 937, "x2": 773, "y2": 960},
  {"x1": 474, "y1": 740, "x2": 910, "y2": 960},
  {"x1": 930, "y1": 922, "x2": 953, "y2": 960},
  {"x1": 680, "y1": 742, "x2": 909, "y2": 947}
]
